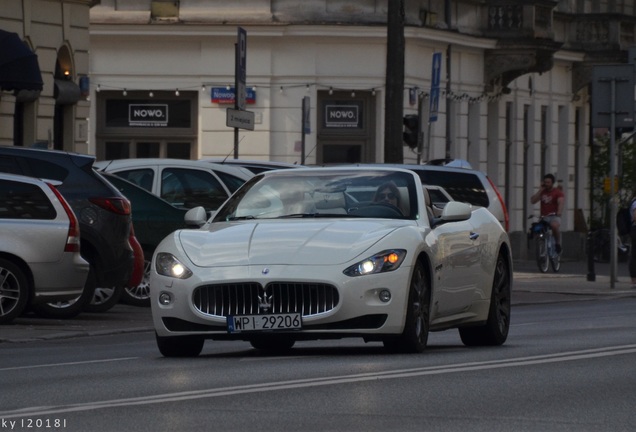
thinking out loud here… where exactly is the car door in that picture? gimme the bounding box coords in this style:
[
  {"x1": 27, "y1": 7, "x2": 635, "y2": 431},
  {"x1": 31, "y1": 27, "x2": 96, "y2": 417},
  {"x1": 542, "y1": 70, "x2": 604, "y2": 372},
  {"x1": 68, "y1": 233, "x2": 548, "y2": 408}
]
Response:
[{"x1": 431, "y1": 217, "x2": 481, "y2": 317}]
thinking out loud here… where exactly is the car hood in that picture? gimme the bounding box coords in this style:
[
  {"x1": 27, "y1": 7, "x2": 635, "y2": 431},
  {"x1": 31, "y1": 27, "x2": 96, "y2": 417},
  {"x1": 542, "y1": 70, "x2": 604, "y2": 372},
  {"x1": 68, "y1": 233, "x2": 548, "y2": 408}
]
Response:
[{"x1": 178, "y1": 220, "x2": 404, "y2": 267}]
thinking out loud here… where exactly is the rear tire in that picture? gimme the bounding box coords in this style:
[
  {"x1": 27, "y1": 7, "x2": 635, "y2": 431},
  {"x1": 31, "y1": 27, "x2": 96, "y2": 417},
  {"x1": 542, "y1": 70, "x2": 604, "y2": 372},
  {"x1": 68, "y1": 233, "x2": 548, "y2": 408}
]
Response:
[
  {"x1": 155, "y1": 332, "x2": 204, "y2": 357},
  {"x1": 32, "y1": 263, "x2": 97, "y2": 319},
  {"x1": 0, "y1": 258, "x2": 29, "y2": 324},
  {"x1": 550, "y1": 253, "x2": 561, "y2": 273},
  {"x1": 459, "y1": 253, "x2": 511, "y2": 346}
]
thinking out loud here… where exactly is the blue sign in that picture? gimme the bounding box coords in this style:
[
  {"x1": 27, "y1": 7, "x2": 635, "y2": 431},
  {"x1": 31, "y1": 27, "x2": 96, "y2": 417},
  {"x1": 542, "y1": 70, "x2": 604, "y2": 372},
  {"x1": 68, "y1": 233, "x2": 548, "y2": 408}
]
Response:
[
  {"x1": 430, "y1": 52, "x2": 442, "y2": 122},
  {"x1": 211, "y1": 87, "x2": 256, "y2": 104}
]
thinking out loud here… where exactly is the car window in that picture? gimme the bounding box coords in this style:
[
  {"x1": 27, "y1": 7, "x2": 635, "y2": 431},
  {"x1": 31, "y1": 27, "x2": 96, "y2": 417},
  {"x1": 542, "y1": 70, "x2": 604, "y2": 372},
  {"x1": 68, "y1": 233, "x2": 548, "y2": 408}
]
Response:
[
  {"x1": 160, "y1": 168, "x2": 229, "y2": 211},
  {"x1": 212, "y1": 170, "x2": 247, "y2": 193},
  {"x1": 114, "y1": 169, "x2": 154, "y2": 192},
  {"x1": 0, "y1": 179, "x2": 57, "y2": 219},
  {"x1": 426, "y1": 188, "x2": 450, "y2": 204},
  {"x1": 215, "y1": 170, "x2": 417, "y2": 221},
  {"x1": 0, "y1": 156, "x2": 22, "y2": 175},
  {"x1": 0, "y1": 155, "x2": 69, "y2": 182},
  {"x1": 416, "y1": 170, "x2": 489, "y2": 208}
]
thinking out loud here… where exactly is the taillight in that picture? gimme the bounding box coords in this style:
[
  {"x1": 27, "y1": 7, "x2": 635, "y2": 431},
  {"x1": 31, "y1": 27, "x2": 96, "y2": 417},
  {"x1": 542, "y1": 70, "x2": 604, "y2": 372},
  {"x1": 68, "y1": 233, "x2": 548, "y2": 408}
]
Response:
[
  {"x1": 89, "y1": 197, "x2": 131, "y2": 215},
  {"x1": 487, "y1": 177, "x2": 509, "y2": 232},
  {"x1": 47, "y1": 183, "x2": 81, "y2": 252}
]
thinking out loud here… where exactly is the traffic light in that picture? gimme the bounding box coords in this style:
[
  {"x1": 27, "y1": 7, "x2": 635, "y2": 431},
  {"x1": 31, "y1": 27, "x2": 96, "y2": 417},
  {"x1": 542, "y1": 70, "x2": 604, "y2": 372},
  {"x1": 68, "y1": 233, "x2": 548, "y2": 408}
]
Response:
[{"x1": 403, "y1": 114, "x2": 420, "y2": 148}]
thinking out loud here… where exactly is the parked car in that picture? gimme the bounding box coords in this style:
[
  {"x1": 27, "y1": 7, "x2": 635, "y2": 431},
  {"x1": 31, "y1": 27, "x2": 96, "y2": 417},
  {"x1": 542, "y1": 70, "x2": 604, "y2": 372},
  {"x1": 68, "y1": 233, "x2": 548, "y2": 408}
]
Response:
[
  {"x1": 0, "y1": 146, "x2": 134, "y2": 318},
  {"x1": 101, "y1": 171, "x2": 192, "y2": 307},
  {"x1": 201, "y1": 158, "x2": 302, "y2": 174},
  {"x1": 353, "y1": 162, "x2": 509, "y2": 231},
  {"x1": 149, "y1": 167, "x2": 512, "y2": 357},
  {"x1": 94, "y1": 158, "x2": 253, "y2": 213},
  {"x1": 0, "y1": 173, "x2": 89, "y2": 324}
]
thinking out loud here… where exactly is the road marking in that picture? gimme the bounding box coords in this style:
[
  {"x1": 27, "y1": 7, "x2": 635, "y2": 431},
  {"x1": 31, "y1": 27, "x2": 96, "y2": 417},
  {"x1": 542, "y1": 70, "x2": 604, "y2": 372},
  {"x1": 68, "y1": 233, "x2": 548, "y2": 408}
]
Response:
[
  {"x1": 0, "y1": 357, "x2": 138, "y2": 372},
  {"x1": 1, "y1": 345, "x2": 635, "y2": 418}
]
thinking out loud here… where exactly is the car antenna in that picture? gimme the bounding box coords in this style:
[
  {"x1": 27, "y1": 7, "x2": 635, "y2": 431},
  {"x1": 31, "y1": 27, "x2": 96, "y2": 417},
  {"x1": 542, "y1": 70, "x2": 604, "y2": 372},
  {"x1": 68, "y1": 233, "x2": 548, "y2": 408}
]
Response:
[
  {"x1": 99, "y1": 159, "x2": 115, "y2": 172},
  {"x1": 221, "y1": 136, "x2": 245, "y2": 162}
]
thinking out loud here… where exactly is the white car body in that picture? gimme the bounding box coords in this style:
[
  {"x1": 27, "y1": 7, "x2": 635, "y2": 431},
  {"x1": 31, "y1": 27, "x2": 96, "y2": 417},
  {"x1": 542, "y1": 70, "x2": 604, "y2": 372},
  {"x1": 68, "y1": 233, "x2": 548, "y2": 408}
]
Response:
[{"x1": 149, "y1": 167, "x2": 512, "y2": 356}]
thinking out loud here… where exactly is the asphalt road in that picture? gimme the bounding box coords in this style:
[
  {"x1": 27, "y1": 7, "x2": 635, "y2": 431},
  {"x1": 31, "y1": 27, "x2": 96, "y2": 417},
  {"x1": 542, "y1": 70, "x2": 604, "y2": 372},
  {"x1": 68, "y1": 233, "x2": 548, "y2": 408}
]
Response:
[
  {"x1": 2, "y1": 259, "x2": 636, "y2": 343},
  {"x1": 1, "y1": 298, "x2": 635, "y2": 432}
]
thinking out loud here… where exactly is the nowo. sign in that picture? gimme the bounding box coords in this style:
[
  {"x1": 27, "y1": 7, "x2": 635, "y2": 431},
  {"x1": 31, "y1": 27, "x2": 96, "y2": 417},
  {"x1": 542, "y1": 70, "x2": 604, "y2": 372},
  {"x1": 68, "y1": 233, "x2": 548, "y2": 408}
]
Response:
[
  {"x1": 129, "y1": 104, "x2": 168, "y2": 127},
  {"x1": 325, "y1": 105, "x2": 359, "y2": 128}
]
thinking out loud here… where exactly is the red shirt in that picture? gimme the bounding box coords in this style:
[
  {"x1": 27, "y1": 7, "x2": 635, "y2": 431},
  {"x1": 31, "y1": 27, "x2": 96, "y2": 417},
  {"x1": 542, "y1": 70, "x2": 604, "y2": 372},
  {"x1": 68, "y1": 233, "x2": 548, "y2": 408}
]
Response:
[{"x1": 540, "y1": 187, "x2": 564, "y2": 216}]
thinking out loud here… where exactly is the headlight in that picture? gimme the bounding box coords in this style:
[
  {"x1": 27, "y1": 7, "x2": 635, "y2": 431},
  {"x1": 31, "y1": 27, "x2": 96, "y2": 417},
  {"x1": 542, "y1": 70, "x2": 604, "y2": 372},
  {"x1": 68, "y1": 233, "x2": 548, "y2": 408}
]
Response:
[
  {"x1": 343, "y1": 249, "x2": 407, "y2": 277},
  {"x1": 155, "y1": 253, "x2": 193, "y2": 279}
]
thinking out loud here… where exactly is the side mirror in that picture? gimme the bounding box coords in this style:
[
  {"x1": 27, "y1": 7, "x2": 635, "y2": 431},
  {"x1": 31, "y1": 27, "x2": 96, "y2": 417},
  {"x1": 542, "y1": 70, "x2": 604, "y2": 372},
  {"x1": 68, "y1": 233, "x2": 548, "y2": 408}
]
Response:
[
  {"x1": 440, "y1": 201, "x2": 472, "y2": 222},
  {"x1": 184, "y1": 206, "x2": 207, "y2": 227}
]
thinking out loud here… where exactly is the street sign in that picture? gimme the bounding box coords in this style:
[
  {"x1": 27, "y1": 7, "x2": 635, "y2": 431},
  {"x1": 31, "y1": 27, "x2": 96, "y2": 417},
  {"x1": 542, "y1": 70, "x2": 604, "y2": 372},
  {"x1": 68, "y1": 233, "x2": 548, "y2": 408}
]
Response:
[
  {"x1": 429, "y1": 52, "x2": 442, "y2": 122},
  {"x1": 591, "y1": 64, "x2": 635, "y2": 129},
  {"x1": 236, "y1": 27, "x2": 247, "y2": 111},
  {"x1": 226, "y1": 108, "x2": 254, "y2": 130}
]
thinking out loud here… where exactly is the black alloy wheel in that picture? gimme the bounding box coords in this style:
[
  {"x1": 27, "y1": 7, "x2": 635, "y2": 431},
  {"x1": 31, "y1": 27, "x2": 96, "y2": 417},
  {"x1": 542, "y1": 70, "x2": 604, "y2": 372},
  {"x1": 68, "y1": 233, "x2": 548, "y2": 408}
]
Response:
[
  {"x1": 384, "y1": 260, "x2": 430, "y2": 353},
  {"x1": 0, "y1": 258, "x2": 29, "y2": 324}
]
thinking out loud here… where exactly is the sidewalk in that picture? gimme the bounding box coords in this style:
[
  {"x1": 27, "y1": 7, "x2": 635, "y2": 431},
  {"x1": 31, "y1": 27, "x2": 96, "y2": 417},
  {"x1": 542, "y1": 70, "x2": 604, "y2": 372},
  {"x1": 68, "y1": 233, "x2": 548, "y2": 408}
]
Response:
[{"x1": 1, "y1": 259, "x2": 635, "y2": 344}]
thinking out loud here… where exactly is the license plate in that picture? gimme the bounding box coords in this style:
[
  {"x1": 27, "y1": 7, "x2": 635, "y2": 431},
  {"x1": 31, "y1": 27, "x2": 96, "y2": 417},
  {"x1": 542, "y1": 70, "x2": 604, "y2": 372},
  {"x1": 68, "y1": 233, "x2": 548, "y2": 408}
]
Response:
[{"x1": 227, "y1": 313, "x2": 302, "y2": 333}]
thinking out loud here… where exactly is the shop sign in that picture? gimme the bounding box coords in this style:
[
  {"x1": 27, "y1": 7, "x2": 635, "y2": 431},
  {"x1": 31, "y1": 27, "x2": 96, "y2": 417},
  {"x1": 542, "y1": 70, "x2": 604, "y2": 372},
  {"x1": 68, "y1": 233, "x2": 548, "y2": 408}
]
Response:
[
  {"x1": 129, "y1": 104, "x2": 168, "y2": 127},
  {"x1": 325, "y1": 105, "x2": 359, "y2": 128},
  {"x1": 211, "y1": 87, "x2": 256, "y2": 104}
]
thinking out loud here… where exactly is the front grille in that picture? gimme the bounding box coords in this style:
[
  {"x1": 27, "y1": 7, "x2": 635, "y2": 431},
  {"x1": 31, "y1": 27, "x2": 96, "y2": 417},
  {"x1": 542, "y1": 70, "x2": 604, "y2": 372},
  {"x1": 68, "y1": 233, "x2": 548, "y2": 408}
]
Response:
[{"x1": 193, "y1": 282, "x2": 339, "y2": 318}]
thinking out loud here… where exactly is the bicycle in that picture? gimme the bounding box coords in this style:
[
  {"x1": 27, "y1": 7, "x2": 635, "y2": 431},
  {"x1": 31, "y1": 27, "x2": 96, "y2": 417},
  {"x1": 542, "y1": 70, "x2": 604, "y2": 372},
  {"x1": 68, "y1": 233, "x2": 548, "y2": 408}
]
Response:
[
  {"x1": 587, "y1": 228, "x2": 631, "y2": 263},
  {"x1": 528, "y1": 215, "x2": 561, "y2": 273}
]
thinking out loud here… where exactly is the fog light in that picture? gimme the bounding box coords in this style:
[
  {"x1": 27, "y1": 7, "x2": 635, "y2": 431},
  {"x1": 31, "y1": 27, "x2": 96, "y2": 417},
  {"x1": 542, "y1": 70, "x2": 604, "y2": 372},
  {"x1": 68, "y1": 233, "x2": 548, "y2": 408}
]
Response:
[
  {"x1": 159, "y1": 292, "x2": 172, "y2": 306},
  {"x1": 379, "y1": 289, "x2": 391, "y2": 303}
]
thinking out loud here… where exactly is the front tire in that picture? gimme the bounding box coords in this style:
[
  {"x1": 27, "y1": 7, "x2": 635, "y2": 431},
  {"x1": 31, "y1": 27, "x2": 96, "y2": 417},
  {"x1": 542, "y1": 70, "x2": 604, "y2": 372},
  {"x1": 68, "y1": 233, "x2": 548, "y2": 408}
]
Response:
[
  {"x1": 155, "y1": 332, "x2": 204, "y2": 357},
  {"x1": 383, "y1": 260, "x2": 430, "y2": 353},
  {"x1": 0, "y1": 258, "x2": 29, "y2": 324},
  {"x1": 536, "y1": 236, "x2": 549, "y2": 273},
  {"x1": 84, "y1": 285, "x2": 123, "y2": 313},
  {"x1": 459, "y1": 252, "x2": 511, "y2": 346}
]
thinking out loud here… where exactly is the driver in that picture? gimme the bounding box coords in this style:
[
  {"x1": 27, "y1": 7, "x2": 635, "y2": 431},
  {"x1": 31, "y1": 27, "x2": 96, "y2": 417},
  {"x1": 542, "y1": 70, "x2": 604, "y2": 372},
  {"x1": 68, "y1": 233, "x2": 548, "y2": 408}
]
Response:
[{"x1": 373, "y1": 181, "x2": 401, "y2": 209}]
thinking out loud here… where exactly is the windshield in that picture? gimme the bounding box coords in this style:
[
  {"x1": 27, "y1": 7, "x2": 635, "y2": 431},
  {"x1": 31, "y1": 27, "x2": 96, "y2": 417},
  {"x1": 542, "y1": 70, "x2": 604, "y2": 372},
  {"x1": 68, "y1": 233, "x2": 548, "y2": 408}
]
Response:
[{"x1": 213, "y1": 170, "x2": 418, "y2": 222}]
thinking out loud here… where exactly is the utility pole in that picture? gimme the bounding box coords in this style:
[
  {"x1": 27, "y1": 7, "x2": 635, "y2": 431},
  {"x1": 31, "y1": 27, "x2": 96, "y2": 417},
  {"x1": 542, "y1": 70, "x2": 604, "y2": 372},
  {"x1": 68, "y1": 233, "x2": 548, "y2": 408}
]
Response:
[{"x1": 384, "y1": 0, "x2": 405, "y2": 163}]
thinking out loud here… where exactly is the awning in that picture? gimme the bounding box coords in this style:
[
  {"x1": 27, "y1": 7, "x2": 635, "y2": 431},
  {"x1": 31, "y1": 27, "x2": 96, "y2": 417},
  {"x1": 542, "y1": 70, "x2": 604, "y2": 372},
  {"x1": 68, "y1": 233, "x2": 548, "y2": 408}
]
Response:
[{"x1": 0, "y1": 29, "x2": 44, "y2": 92}]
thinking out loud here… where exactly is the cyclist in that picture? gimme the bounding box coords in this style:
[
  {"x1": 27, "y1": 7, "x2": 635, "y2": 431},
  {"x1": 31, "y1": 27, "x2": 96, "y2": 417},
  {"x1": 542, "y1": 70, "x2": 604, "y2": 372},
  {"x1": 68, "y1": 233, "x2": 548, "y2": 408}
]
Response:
[
  {"x1": 531, "y1": 173, "x2": 565, "y2": 254},
  {"x1": 628, "y1": 187, "x2": 636, "y2": 287}
]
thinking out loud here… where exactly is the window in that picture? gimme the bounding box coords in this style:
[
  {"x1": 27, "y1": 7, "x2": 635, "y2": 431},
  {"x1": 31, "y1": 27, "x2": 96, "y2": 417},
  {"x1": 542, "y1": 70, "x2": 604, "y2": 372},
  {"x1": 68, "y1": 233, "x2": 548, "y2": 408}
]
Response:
[
  {"x1": 160, "y1": 168, "x2": 228, "y2": 211},
  {"x1": 0, "y1": 180, "x2": 57, "y2": 220},
  {"x1": 115, "y1": 169, "x2": 154, "y2": 192},
  {"x1": 416, "y1": 171, "x2": 489, "y2": 208}
]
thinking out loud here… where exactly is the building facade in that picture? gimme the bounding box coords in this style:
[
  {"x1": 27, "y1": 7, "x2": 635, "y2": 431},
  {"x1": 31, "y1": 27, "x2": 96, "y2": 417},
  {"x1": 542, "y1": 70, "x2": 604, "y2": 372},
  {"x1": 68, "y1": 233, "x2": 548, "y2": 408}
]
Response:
[
  {"x1": 0, "y1": 0, "x2": 94, "y2": 153},
  {"x1": 3, "y1": 0, "x2": 635, "y2": 259}
]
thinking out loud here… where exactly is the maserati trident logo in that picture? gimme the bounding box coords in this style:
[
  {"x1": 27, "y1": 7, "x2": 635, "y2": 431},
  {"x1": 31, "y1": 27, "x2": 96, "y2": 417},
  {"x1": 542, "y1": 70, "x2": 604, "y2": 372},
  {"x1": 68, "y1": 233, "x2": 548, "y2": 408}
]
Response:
[
  {"x1": 258, "y1": 286, "x2": 272, "y2": 312},
  {"x1": 262, "y1": 267, "x2": 270, "y2": 275}
]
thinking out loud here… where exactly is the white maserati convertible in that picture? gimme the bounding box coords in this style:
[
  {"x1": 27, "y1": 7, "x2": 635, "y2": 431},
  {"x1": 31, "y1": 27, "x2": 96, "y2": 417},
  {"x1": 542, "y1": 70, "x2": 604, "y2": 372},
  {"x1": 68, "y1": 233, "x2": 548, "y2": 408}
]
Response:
[{"x1": 149, "y1": 167, "x2": 512, "y2": 357}]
